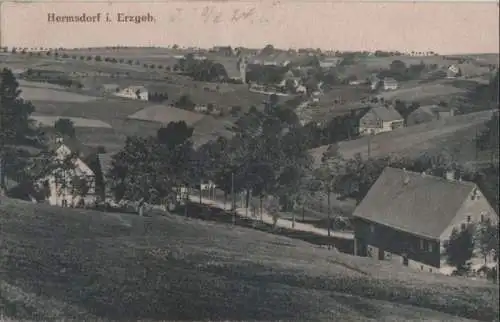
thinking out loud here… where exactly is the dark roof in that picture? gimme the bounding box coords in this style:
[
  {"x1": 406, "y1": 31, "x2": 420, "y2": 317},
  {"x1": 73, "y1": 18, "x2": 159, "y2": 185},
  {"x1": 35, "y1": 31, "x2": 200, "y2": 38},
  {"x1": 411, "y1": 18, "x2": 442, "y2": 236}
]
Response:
[
  {"x1": 353, "y1": 167, "x2": 477, "y2": 239},
  {"x1": 45, "y1": 130, "x2": 97, "y2": 160},
  {"x1": 369, "y1": 106, "x2": 403, "y2": 122}
]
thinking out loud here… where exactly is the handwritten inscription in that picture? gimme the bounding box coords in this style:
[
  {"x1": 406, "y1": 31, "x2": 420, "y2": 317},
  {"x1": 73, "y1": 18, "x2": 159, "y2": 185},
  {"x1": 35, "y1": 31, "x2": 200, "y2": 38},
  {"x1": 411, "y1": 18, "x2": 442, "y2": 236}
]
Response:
[{"x1": 47, "y1": 12, "x2": 156, "y2": 24}]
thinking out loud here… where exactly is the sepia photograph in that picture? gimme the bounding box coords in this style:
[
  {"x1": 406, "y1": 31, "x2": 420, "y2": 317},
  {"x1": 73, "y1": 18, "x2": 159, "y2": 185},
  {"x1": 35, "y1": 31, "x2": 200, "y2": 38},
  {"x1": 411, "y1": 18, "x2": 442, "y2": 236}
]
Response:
[{"x1": 0, "y1": 1, "x2": 499, "y2": 321}]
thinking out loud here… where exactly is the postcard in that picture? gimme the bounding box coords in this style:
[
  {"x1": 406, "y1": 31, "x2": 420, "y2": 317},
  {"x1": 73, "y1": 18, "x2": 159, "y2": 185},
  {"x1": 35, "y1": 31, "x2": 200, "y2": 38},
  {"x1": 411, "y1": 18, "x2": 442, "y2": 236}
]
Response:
[{"x1": 0, "y1": 1, "x2": 498, "y2": 321}]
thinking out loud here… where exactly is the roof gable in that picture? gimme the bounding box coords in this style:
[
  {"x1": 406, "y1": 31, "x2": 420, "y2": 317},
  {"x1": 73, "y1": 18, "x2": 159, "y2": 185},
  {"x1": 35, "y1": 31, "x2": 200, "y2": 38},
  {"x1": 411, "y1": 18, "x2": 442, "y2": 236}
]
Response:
[
  {"x1": 353, "y1": 167, "x2": 476, "y2": 239},
  {"x1": 370, "y1": 106, "x2": 403, "y2": 122}
]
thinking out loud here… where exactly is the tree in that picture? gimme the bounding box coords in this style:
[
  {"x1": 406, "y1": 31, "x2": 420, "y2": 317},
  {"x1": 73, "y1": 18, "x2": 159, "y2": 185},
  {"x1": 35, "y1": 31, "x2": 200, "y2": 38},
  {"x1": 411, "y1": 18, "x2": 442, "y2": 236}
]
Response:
[
  {"x1": 474, "y1": 219, "x2": 499, "y2": 264},
  {"x1": 156, "y1": 121, "x2": 194, "y2": 149},
  {"x1": 175, "y1": 94, "x2": 195, "y2": 110},
  {"x1": 71, "y1": 174, "x2": 90, "y2": 207},
  {"x1": 0, "y1": 68, "x2": 42, "y2": 194},
  {"x1": 261, "y1": 44, "x2": 275, "y2": 55},
  {"x1": 314, "y1": 146, "x2": 345, "y2": 237},
  {"x1": 54, "y1": 118, "x2": 76, "y2": 138},
  {"x1": 444, "y1": 226, "x2": 475, "y2": 274},
  {"x1": 389, "y1": 60, "x2": 407, "y2": 78}
]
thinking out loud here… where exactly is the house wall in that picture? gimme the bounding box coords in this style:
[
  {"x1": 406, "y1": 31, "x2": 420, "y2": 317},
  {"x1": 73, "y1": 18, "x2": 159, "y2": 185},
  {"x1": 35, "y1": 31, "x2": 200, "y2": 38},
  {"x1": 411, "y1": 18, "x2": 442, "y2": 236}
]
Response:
[
  {"x1": 113, "y1": 88, "x2": 148, "y2": 100},
  {"x1": 439, "y1": 186, "x2": 498, "y2": 274},
  {"x1": 359, "y1": 111, "x2": 381, "y2": 134},
  {"x1": 383, "y1": 83, "x2": 398, "y2": 90},
  {"x1": 45, "y1": 173, "x2": 97, "y2": 207},
  {"x1": 42, "y1": 144, "x2": 98, "y2": 207},
  {"x1": 354, "y1": 218, "x2": 441, "y2": 269},
  {"x1": 359, "y1": 112, "x2": 403, "y2": 135}
]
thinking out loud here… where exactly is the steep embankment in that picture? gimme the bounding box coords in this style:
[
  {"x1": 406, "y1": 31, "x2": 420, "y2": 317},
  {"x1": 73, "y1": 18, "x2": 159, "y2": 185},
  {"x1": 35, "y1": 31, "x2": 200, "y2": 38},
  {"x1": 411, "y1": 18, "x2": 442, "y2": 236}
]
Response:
[{"x1": 0, "y1": 197, "x2": 497, "y2": 321}]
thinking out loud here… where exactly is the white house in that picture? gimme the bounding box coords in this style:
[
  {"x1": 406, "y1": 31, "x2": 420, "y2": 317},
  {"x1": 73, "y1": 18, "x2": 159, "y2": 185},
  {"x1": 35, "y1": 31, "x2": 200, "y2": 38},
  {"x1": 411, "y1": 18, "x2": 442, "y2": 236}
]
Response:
[
  {"x1": 359, "y1": 106, "x2": 404, "y2": 135},
  {"x1": 447, "y1": 64, "x2": 461, "y2": 78},
  {"x1": 113, "y1": 85, "x2": 148, "y2": 101},
  {"x1": 194, "y1": 104, "x2": 209, "y2": 113},
  {"x1": 383, "y1": 77, "x2": 399, "y2": 91},
  {"x1": 37, "y1": 136, "x2": 102, "y2": 207}
]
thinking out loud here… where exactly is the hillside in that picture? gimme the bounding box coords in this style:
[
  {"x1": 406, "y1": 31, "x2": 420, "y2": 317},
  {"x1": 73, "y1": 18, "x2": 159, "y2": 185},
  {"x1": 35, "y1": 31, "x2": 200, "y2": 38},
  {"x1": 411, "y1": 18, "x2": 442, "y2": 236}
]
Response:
[
  {"x1": 0, "y1": 198, "x2": 497, "y2": 321},
  {"x1": 310, "y1": 110, "x2": 494, "y2": 167}
]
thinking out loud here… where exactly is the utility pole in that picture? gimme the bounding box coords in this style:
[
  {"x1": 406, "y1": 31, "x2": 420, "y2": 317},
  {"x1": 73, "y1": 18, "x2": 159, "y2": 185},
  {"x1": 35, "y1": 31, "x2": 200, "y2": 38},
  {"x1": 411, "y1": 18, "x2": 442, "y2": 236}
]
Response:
[
  {"x1": 327, "y1": 187, "x2": 331, "y2": 250},
  {"x1": 367, "y1": 133, "x2": 371, "y2": 158},
  {"x1": 475, "y1": 125, "x2": 479, "y2": 161},
  {"x1": 231, "y1": 172, "x2": 235, "y2": 225}
]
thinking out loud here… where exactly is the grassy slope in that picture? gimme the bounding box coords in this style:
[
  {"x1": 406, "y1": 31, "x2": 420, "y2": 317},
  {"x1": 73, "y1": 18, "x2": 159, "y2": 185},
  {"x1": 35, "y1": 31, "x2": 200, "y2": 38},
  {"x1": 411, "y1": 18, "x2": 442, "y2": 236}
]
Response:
[
  {"x1": 310, "y1": 110, "x2": 493, "y2": 166},
  {"x1": 0, "y1": 198, "x2": 497, "y2": 321}
]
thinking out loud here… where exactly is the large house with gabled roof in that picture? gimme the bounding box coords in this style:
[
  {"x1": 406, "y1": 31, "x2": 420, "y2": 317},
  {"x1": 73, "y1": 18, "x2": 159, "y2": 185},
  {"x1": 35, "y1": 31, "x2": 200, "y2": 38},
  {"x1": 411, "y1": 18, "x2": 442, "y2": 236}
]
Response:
[
  {"x1": 359, "y1": 106, "x2": 404, "y2": 135},
  {"x1": 353, "y1": 167, "x2": 498, "y2": 275},
  {"x1": 36, "y1": 133, "x2": 105, "y2": 207}
]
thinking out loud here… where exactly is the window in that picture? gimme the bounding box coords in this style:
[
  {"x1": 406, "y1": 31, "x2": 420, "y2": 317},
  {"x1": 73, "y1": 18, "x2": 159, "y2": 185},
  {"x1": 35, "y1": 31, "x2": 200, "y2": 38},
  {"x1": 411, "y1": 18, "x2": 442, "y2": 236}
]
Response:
[
  {"x1": 420, "y1": 239, "x2": 425, "y2": 250},
  {"x1": 461, "y1": 223, "x2": 466, "y2": 230},
  {"x1": 428, "y1": 242, "x2": 433, "y2": 253},
  {"x1": 429, "y1": 268, "x2": 432, "y2": 273},
  {"x1": 420, "y1": 265, "x2": 424, "y2": 270},
  {"x1": 370, "y1": 224, "x2": 375, "y2": 234},
  {"x1": 467, "y1": 216, "x2": 471, "y2": 223},
  {"x1": 62, "y1": 200, "x2": 68, "y2": 207}
]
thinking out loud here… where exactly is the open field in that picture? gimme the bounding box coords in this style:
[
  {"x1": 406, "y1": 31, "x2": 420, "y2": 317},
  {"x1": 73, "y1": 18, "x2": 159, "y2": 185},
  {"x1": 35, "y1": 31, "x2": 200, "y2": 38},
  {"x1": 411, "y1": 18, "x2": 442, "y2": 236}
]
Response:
[
  {"x1": 31, "y1": 97, "x2": 235, "y2": 152},
  {"x1": 0, "y1": 197, "x2": 498, "y2": 321},
  {"x1": 310, "y1": 110, "x2": 494, "y2": 166},
  {"x1": 19, "y1": 85, "x2": 99, "y2": 103},
  {"x1": 30, "y1": 115, "x2": 112, "y2": 129},
  {"x1": 377, "y1": 83, "x2": 467, "y2": 102},
  {"x1": 128, "y1": 105, "x2": 205, "y2": 125}
]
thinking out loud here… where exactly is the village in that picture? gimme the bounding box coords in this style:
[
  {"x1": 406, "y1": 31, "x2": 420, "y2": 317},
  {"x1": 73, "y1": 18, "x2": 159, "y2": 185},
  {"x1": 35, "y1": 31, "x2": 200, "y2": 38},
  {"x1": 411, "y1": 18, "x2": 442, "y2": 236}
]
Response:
[{"x1": 0, "y1": 44, "x2": 499, "y2": 321}]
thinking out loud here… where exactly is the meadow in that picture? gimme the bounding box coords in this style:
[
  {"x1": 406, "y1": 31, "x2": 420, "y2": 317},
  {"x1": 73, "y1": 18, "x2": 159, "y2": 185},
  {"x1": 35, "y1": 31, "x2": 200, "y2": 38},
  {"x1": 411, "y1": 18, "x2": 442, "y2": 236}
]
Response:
[
  {"x1": 377, "y1": 83, "x2": 467, "y2": 103},
  {"x1": 30, "y1": 116, "x2": 112, "y2": 129},
  {"x1": 0, "y1": 197, "x2": 497, "y2": 321},
  {"x1": 310, "y1": 110, "x2": 494, "y2": 166}
]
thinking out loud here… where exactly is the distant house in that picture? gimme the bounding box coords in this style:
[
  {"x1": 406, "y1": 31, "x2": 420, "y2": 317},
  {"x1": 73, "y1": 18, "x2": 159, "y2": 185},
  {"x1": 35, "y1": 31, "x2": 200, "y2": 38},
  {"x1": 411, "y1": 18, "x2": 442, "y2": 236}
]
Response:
[
  {"x1": 100, "y1": 83, "x2": 120, "y2": 93},
  {"x1": 383, "y1": 77, "x2": 399, "y2": 91},
  {"x1": 194, "y1": 104, "x2": 209, "y2": 113},
  {"x1": 447, "y1": 64, "x2": 462, "y2": 78},
  {"x1": 36, "y1": 135, "x2": 105, "y2": 207},
  {"x1": 447, "y1": 63, "x2": 492, "y2": 79},
  {"x1": 349, "y1": 79, "x2": 366, "y2": 86},
  {"x1": 319, "y1": 58, "x2": 342, "y2": 69},
  {"x1": 359, "y1": 106, "x2": 404, "y2": 135},
  {"x1": 407, "y1": 105, "x2": 455, "y2": 126},
  {"x1": 212, "y1": 46, "x2": 234, "y2": 56},
  {"x1": 353, "y1": 167, "x2": 498, "y2": 275},
  {"x1": 113, "y1": 85, "x2": 148, "y2": 101}
]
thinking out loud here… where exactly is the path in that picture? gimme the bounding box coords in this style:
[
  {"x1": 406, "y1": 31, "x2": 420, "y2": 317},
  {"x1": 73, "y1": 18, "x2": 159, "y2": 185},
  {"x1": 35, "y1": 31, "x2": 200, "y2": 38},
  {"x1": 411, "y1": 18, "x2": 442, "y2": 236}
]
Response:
[{"x1": 188, "y1": 195, "x2": 354, "y2": 240}]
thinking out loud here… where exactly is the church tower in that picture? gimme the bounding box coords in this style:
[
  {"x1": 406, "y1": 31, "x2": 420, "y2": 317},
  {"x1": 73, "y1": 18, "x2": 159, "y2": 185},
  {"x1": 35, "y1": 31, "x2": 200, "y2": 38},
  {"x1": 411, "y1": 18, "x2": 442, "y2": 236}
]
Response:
[{"x1": 239, "y1": 56, "x2": 247, "y2": 84}]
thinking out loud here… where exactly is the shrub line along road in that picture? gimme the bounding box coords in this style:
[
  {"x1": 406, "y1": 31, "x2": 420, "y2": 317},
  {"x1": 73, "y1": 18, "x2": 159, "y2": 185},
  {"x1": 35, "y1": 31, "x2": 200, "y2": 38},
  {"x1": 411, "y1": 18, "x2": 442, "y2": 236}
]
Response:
[{"x1": 187, "y1": 195, "x2": 355, "y2": 240}]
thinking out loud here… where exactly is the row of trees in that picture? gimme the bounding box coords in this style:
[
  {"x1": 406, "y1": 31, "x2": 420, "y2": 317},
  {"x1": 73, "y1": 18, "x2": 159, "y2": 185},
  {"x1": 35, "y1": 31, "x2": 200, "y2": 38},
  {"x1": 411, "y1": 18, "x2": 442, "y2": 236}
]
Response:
[
  {"x1": 10, "y1": 47, "x2": 176, "y2": 73},
  {"x1": 175, "y1": 54, "x2": 228, "y2": 82},
  {"x1": 106, "y1": 98, "x2": 312, "y2": 221}
]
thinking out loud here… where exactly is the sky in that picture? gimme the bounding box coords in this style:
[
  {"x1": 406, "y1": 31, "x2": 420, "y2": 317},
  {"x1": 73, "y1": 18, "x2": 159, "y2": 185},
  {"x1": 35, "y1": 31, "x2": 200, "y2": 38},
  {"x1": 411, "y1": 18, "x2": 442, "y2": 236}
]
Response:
[{"x1": 1, "y1": 1, "x2": 499, "y2": 54}]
